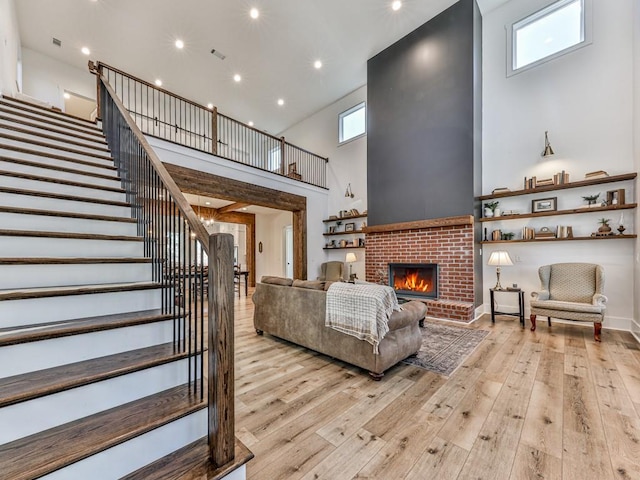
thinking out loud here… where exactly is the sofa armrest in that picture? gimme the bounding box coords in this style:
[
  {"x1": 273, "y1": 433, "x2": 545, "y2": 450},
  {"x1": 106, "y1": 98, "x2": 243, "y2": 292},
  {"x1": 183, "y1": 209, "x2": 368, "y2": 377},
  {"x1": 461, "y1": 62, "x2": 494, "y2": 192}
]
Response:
[
  {"x1": 592, "y1": 293, "x2": 608, "y2": 306},
  {"x1": 388, "y1": 301, "x2": 427, "y2": 331},
  {"x1": 531, "y1": 290, "x2": 550, "y2": 301}
]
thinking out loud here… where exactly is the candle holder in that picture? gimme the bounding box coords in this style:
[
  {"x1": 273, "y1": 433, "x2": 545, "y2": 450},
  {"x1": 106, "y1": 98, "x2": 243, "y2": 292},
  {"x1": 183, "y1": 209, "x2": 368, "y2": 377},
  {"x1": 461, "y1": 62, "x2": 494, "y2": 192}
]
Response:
[{"x1": 617, "y1": 225, "x2": 626, "y2": 235}]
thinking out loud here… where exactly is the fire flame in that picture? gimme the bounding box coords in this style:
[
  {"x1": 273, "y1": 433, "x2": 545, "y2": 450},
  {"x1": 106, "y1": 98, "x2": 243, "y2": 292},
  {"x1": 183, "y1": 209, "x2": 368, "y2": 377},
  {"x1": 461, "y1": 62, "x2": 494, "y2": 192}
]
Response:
[{"x1": 394, "y1": 271, "x2": 431, "y2": 292}]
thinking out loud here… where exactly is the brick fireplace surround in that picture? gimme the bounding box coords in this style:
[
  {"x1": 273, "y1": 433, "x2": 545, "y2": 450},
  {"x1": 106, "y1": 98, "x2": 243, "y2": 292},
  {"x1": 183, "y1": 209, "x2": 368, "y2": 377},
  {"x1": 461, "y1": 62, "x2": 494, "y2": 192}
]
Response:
[{"x1": 364, "y1": 216, "x2": 476, "y2": 322}]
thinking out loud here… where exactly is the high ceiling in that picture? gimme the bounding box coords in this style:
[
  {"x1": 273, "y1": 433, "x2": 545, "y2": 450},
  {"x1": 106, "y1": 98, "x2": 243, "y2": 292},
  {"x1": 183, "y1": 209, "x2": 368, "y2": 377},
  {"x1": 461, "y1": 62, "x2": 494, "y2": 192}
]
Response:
[{"x1": 15, "y1": 0, "x2": 508, "y2": 137}]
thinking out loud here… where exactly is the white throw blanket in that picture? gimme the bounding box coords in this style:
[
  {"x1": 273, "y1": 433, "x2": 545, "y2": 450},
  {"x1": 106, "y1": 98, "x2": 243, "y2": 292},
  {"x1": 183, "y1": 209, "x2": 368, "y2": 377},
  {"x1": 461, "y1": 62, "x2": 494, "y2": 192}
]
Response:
[{"x1": 325, "y1": 283, "x2": 400, "y2": 354}]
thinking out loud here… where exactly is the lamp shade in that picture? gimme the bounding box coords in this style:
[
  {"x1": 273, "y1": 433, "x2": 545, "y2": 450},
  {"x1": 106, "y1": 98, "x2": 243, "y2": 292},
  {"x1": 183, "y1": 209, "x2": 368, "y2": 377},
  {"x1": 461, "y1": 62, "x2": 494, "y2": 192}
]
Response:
[
  {"x1": 487, "y1": 250, "x2": 513, "y2": 266},
  {"x1": 345, "y1": 252, "x2": 357, "y2": 263}
]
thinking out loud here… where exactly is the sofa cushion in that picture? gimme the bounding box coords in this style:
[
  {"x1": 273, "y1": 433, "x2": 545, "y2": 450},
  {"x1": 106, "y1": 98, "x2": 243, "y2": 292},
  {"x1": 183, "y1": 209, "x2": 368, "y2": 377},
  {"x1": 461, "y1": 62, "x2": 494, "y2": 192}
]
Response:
[
  {"x1": 530, "y1": 299, "x2": 604, "y2": 314},
  {"x1": 261, "y1": 276, "x2": 293, "y2": 286},
  {"x1": 292, "y1": 279, "x2": 326, "y2": 290}
]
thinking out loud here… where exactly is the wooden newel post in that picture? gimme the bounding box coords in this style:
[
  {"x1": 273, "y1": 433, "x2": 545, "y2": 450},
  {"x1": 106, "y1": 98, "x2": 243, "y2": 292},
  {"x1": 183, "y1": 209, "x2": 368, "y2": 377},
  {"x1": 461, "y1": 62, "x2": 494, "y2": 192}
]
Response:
[{"x1": 208, "y1": 233, "x2": 235, "y2": 466}]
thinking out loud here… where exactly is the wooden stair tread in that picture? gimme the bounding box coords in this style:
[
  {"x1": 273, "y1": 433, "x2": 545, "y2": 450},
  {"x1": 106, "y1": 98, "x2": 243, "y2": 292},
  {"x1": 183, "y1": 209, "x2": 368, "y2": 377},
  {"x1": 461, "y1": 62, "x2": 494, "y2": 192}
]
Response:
[
  {"x1": 0, "y1": 132, "x2": 113, "y2": 161},
  {"x1": 0, "y1": 106, "x2": 104, "y2": 138},
  {"x1": 0, "y1": 257, "x2": 151, "y2": 265},
  {"x1": 0, "y1": 342, "x2": 198, "y2": 407},
  {"x1": 0, "y1": 185, "x2": 130, "y2": 207},
  {"x1": 0, "y1": 155, "x2": 118, "y2": 182},
  {"x1": 0, "y1": 229, "x2": 142, "y2": 241},
  {"x1": 1, "y1": 95, "x2": 98, "y2": 126},
  {"x1": 122, "y1": 437, "x2": 254, "y2": 480},
  {"x1": 0, "y1": 124, "x2": 110, "y2": 152},
  {"x1": 0, "y1": 98, "x2": 100, "y2": 131},
  {"x1": 0, "y1": 383, "x2": 206, "y2": 480},
  {"x1": 0, "y1": 113, "x2": 108, "y2": 145},
  {"x1": 0, "y1": 144, "x2": 116, "y2": 171},
  {"x1": 0, "y1": 309, "x2": 174, "y2": 347},
  {"x1": 0, "y1": 205, "x2": 136, "y2": 223},
  {"x1": 0, "y1": 281, "x2": 161, "y2": 301},
  {"x1": 0, "y1": 169, "x2": 125, "y2": 194}
]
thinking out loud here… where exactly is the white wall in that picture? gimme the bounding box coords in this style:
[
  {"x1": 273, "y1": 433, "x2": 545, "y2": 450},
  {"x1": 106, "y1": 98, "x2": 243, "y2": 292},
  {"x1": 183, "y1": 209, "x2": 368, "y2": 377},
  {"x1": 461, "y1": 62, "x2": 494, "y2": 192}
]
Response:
[
  {"x1": 255, "y1": 211, "x2": 292, "y2": 279},
  {"x1": 483, "y1": 0, "x2": 636, "y2": 330},
  {"x1": 0, "y1": 0, "x2": 20, "y2": 96},
  {"x1": 281, "y1": 86, "x2": 368, "y2": 280},
  {"x1": 633, "y1": 0, "x2": 640, "y2": 339},
  {"x1": 148, "y1": 137, "x2": 328, "y2": 280},
  {"x1": 21, "y1": 47, "x2": 95, "y2": 110}
]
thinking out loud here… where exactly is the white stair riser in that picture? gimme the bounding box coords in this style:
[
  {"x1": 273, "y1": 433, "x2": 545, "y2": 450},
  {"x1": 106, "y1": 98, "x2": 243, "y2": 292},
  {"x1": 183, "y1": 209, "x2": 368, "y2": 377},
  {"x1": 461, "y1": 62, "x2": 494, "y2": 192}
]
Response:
[
  {"x1": 0, "y1": 104, "x2": 100, "y2": 136},
  {"x1": 0, "y1": 212, "x2": 137, "y2": 236},
  {"x1": 0, "y1": 319, "x2": 178, "y2": 378},
  {"x1": 0, "y1": 118, "x2": 108, "y2": 150},
  {"x1": 0, "y1": 159, "x2": 121, "y2": 188},
  {"x1": 0, "y1": 263, "x2": 152, "y2": 289},
  {"x1": 0, "y1": 126, "x2": 110, "y2": 155},
  {"x1": 0, "y1": 191, "x2": 131, "y2": 217},
  {"x1": 0, "y1": 146, "x2": 116, "y2": 174},
  {"x1": 0, "y1": 175, "x2": 126, "y2": 203},
  {"x1": 0, "y1": 288, "x2": 163, "y2": 328},
  {"x1": 0, "y1": 236, "x2": 144, "y2": 258},
  {"x1": 41, "y1": 410, "x2": 208, "y2": 480},
  {"x1": 0, "y1": 358, "x2": 201, "y2": 444}
]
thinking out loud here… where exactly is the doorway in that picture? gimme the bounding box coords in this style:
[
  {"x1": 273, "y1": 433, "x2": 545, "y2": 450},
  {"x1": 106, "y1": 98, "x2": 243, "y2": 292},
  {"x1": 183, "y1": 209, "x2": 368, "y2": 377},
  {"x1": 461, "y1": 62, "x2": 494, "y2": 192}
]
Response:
[{"x1": 284, "y1": 225, "x2": 293, "y2": 278}]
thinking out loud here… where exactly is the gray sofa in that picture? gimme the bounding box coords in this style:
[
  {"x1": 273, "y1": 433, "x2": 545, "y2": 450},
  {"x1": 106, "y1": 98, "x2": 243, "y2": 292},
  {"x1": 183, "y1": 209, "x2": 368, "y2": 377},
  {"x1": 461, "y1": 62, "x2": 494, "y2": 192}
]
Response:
[{"x1": 252, "y1": 276, "x2": 427, "y2": 379}]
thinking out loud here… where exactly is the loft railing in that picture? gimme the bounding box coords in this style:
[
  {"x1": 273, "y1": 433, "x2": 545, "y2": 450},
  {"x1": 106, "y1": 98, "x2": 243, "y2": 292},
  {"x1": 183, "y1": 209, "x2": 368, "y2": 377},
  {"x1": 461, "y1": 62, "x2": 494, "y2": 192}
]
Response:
[
  {"x1": 90, "y1": 61, "x2": 328, "y2": 189},
  {"x1": 99, "y1": 76, "x2": 236, "y2": 466}
]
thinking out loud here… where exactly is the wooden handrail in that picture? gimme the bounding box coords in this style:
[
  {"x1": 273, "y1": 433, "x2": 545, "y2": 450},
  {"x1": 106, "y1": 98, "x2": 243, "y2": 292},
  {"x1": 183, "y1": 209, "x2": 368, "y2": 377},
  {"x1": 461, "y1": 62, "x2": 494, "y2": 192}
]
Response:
[{"x1": 99, "y1": 75, "x2": 210, "y2": 251}]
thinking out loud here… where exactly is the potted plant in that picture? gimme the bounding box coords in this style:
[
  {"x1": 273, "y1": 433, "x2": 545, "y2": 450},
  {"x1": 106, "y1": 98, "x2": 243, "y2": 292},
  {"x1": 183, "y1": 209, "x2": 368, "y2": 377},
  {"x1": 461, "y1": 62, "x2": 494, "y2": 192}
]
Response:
[
  {"x1": 598, "y1": 218, "x2": 612, "y2": 235},
  {"x1": 484, "y1": 201, "x2": 499, "y2": 218}
]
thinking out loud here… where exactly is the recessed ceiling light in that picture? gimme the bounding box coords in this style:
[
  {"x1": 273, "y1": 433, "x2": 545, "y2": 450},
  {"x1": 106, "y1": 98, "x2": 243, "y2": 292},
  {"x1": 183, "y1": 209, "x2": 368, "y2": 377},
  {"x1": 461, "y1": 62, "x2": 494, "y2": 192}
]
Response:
[
  {"x1": 233, "y1": 73, "x2": 242, "y2": 82},
  {"x1": 207, "y1": 103, "x2": 214, "y2": 109},
  {"x1": 155, "y1": 79, "x2": 163, "y2": 87},
  {"x1": 242, "y1": 207, "x2": 248, "y2": 211},
  {"x1": 81, "y1": 46, "x2": 90, "y2": 55},
  {"x1": 250, "y1": 7, "x2": 259, "y2": 19},
  {"x1": 63, "y1": 92, "x2": 71, "y2": 99},
  {"x1": 277, "y1": 98, "x2": 284, "y2": 106},
  {"x1": 205, "y1": 201, "x2": 211, "y2": 205},
  {"x1": 175, "y1": 39, "x2": 184, "y2": 49},
  {"x1": 314, "y1": 60, "x2": 322, "y2": 69},
  {"x1": 248, "y1": 121, "x2": 254, "y2": 127},
  {"x1": 392, "y1": 1, "x2": 402, "y2": 11}
]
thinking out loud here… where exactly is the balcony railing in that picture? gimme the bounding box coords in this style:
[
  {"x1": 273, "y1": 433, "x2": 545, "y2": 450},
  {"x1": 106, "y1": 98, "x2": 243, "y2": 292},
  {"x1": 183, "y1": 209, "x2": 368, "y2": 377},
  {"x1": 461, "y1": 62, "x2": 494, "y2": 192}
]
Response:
[{"x1": 90, "y1": 61, "x2": 328, "y2": 189}]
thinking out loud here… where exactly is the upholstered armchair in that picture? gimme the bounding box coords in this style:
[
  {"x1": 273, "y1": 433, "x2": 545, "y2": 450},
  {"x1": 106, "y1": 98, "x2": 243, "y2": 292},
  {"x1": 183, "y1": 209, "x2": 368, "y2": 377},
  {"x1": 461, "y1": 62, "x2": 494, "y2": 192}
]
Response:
[
  {"x1": 318, "y1": 261, "x2": 344, "y2": 282},
  {"x1": 530, "y1": 263, "x2": 607, "y2": 341}
]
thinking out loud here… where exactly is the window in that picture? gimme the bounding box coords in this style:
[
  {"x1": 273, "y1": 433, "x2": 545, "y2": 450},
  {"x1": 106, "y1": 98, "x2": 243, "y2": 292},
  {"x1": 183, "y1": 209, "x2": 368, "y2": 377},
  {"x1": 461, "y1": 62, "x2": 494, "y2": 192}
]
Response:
[
  {"x1": 339, "y1": 102, "x2": 366, "y2": 143},
  {"x1": 508, "y1": 0, "x2": 591, "y2": 76}
]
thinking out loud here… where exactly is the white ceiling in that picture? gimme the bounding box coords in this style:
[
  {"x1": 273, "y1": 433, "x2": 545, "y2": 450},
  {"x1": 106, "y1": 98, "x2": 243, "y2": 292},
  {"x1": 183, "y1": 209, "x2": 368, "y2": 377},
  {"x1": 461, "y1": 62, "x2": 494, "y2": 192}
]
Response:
[
  {"x1": 183, "y1": 193, "x2": 283, "y2": 216},
  {"x1": 15, "y1": 0, "x2": 509, "y2": 136}
]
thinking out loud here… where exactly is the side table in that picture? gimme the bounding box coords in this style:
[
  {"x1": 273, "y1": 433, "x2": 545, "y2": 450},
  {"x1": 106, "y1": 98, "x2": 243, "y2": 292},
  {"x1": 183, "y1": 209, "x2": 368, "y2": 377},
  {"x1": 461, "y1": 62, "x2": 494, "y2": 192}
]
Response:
[{"x1": 490, "y1": 288, "x2": 524, "y2": 328}]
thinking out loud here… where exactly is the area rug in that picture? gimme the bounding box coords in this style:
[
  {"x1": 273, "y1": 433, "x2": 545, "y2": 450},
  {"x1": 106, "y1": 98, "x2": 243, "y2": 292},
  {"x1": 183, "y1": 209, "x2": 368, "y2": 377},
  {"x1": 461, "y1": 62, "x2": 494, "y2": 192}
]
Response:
[{"x1": 403, "y1": 322, "x2": 489, "y2": 376}]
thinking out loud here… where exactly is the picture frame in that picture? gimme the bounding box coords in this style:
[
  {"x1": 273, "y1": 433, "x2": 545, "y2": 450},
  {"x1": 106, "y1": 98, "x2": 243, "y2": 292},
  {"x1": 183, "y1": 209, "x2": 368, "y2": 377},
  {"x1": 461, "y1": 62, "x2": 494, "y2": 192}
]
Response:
[
  {"x1": 606, "y1": 189, "x2": 625, "y2": 205},
  {"x1": 345, "y1": 222, "x2": 355, "y2": 232},
  {"x1": 531, "y1": 197, "x2": 557, "y2": 213}
]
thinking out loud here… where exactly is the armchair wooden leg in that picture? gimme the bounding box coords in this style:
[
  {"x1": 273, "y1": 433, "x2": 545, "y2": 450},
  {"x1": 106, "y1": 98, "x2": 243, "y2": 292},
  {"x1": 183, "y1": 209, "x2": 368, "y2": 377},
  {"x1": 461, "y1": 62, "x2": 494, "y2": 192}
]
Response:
[
  {"x1": 594, "y1": 322, "x2": 602, "y2": 342},
  {"x1": 548, "y1": 316, "x2": 552, "y2": 327},
  {"x1": 530, "y1": 314, "x2": 537, "y2": 332}
]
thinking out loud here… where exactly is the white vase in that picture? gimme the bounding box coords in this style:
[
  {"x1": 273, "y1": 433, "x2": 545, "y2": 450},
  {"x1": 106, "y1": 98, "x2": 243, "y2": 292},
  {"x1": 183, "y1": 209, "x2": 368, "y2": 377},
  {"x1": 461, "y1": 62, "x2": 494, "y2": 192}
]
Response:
[
  {"x1": 484, "y1": 208, "x2": 494, "y2": 218},
  {"x1": 494, "y1": 208, "x2": 501, "y2": 217}
]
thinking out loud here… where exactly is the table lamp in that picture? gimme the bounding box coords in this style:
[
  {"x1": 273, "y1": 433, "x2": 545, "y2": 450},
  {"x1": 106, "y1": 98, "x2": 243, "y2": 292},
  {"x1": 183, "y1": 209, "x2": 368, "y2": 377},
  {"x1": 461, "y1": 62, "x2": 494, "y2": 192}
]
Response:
[
  {"x1": 487, "y1": 250, "x2": 513, "y2": 290},
  {"x1": 346, "y1": 252, "x2": 357, "y2": 282}
]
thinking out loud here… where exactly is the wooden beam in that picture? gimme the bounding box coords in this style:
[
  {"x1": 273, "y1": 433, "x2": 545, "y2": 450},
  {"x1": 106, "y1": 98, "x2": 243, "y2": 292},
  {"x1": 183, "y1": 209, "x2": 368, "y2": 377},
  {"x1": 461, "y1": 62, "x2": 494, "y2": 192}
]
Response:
[
  {"x1": 363, "y1": 215, "x2": 474, "y2": 234},
  {"x1": 164, "y1": 163, "x2": 306, "y2": 211},
  {"x1": 218, "y1": 202, "x2": 251, "y2": 214},
  {"x1": 293, "y1": 208, "x2": 307, "y2": 280}
]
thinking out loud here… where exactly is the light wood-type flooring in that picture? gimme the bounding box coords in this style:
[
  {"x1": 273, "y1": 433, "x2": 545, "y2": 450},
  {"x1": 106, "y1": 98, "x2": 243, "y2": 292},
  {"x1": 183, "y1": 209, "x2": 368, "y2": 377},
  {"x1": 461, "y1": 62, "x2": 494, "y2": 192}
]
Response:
[{"x1": 232, "y1": 289, "x2": 640, "y2": 479}]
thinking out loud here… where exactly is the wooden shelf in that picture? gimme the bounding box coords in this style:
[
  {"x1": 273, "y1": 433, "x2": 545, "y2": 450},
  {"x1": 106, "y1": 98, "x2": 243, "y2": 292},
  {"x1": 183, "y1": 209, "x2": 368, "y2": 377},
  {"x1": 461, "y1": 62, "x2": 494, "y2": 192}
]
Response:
[
  {"x1": 323, "y1": 246, "x2": 365, "y2": 250},
  {"x1": 481, "y1": 234, "x2": 636, "y2": 244},
  {"x1": 480, "y1": 203, "x2": 636, "y2": 222},
  {"x1": 478, "y1": 172, "x2": 637, "y2": 201},
  {"x1": 323, "y1": 213, "x2": 367, "y2": 223},
  {"x1": 323, "y1": 230, "x2": 365, "y2": 236}
]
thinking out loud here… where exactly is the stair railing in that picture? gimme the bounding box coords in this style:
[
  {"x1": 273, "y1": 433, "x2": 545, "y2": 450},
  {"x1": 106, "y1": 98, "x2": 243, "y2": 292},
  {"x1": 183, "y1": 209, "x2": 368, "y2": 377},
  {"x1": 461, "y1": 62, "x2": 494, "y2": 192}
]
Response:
[
  {"x1": 91, "y1": 61, "x2": 328, "y2": 189},
  {"x1": 97, "y1": 74, "x2": 235, "y2": 467}
]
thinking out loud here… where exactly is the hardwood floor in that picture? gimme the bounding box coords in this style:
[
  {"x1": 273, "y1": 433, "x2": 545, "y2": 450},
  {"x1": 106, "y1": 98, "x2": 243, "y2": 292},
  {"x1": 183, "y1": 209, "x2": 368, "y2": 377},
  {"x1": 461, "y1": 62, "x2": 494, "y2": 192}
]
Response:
[{"x1": 232, "y1": 290, "x2": 640, "y2": 479}]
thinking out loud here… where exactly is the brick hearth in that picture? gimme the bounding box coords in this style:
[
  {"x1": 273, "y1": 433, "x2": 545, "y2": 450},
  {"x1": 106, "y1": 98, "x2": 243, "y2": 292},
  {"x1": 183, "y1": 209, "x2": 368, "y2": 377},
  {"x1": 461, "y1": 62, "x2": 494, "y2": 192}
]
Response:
[{"x1": 364, "y1": 217, "x2": 476, "y2": 322}]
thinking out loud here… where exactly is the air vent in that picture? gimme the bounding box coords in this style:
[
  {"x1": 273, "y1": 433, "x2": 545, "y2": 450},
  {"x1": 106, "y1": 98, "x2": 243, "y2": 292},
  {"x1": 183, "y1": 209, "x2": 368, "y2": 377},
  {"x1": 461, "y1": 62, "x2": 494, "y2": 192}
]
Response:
[
  {"x1": 52, "y1": 37, "x2": 62, "y2": 47},
  {"x1": 210, "y1": 49, "x2": 226, "y2": 60}
]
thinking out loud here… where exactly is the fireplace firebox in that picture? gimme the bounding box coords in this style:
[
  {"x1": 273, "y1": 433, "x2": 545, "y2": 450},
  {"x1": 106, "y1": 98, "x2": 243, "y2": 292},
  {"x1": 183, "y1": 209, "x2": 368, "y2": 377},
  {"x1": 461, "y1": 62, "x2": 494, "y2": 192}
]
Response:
[{"x1": 388, "y1": 263, "x2": 438, "y2": 299}]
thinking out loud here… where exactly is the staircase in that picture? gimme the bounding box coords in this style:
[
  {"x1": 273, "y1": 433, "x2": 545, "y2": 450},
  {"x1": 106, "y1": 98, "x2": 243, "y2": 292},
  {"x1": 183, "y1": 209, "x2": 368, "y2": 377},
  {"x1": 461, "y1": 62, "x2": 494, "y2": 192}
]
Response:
[{"x1": 0, "y1": 95, "x2": 246, "y2": 479}]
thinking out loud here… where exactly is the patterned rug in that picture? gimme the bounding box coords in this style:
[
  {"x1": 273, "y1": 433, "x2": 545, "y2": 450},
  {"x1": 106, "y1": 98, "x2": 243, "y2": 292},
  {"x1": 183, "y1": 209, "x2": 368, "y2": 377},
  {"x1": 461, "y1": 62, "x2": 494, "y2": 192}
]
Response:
[{"x1": 403, "y1": 321, "x2": 489, "y2": 376}]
